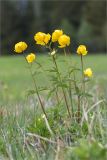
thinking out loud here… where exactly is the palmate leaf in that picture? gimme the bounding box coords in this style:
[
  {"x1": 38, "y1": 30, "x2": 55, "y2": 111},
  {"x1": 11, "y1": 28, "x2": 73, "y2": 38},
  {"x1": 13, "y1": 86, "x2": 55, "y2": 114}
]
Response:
[
  {"x1": 69, "y1": 68, "x2": 81, "y2": 75},
  {"x1": 46, "y1": 67, "x2": 58, "y2": 73},
  {"x1": 26, "y1": 87, "x2": 48, "y2": 97},
  {"x1": 35, "y1": 61, "x2": 43, "y2": 68},
  {"x1": 61, "y1": 76, "x2": 74, "y2": 84},
  {"x1": 26, "y1": 89, "x2": 36, "y2": 96},
  {"x1": 50, "y1": 76, "x2": 68, "y2": 88},
  {"x1": 56, "y1": 82, "x2": 68, "y2": 89},
  {"x1": 37, "y1": 86, "x2": 48, "y2": 92},
  {"x1": 47, "y1": 87, "x2": 56, "y2": 99}
]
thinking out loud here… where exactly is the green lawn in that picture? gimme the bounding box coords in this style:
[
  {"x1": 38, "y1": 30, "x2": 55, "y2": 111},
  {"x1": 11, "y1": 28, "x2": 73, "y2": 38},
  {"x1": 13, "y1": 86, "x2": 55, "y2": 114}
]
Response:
[{"x1": 0, "y1": 54, "x2": 107, "y2": 102}]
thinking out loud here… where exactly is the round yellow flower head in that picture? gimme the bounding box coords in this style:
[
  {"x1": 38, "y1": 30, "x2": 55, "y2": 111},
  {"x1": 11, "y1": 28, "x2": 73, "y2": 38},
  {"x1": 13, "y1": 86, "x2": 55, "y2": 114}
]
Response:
[
  {"x1": 52, "y1": 30, "x2": 63, "y2": 42},
  {"x1": 34, "y1": 32, "x2": 51, "y2": 45},
  {"x1": 14, "y1": 41, "x2": 27, "y2": 53},
  {"x1": 58, "y1": 34, "x2": 70, "y2": 48},
  {"x1": 84, "y1": 68, "x2": 93, "y2": 77},
  {"x1": 44, "y1": 33, "x2": 51, "y2": 44},
  {"x1": 26, "y1": 53, "x2": 36, "y2": 63},
  {"x1": 77, "y1": 45, "x2": 88, "y2": 56}
]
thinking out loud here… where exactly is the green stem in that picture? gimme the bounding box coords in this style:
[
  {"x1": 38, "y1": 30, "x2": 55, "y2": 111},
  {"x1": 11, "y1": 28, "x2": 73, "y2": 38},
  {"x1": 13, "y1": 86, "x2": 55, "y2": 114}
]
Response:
[
  {"x1": 64, "y1": 48, "x2": 67, "y2": 56},
  {"x1": 29, "y1": 66, "x2": 48, "y2": 120},
  {"x1": 47, "y1": 45, "x2": 61, "y2": 106},
  {"x1": 73, "y1": 72, "x2": 81, "y2": 123},
  {"x1": 24, "y1": 55, "x2": 48, "y2": 120},
  {"x1": 80, "y1": 54, "x2": 86, "y2": 122},
  {"x1": 55, "y1": 87, "x2": 60, "y2": 105},
  {"x1": 68, "y1": 73, "x2": 74, "y2": 117},
  {"x1": 77, "y1": 95, "x2": 81, "y2": 123},
  {"x1": 52, "y1": 56, "x2": 71, "y2": 118},
  {"x1": 64, "y1": 48, "x2": 74, "y2": 116},
  {"x1": 80, "y1": 55, "x2": 85, "y2": 93}
]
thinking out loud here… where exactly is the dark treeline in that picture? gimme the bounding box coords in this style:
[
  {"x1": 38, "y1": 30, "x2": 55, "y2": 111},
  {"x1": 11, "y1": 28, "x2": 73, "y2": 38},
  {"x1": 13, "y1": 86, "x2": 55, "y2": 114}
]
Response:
[{"x1": 0, "y1": 0, "x2": 107, "y2": 55}]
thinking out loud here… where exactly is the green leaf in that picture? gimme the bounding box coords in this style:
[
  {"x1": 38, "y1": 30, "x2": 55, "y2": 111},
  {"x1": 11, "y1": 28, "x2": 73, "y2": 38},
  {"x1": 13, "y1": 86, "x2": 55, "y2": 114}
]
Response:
[
  {"x1": 69, "y1": 68, "x2": 80, "y2": 75},
  {"x1": 26, "y1": 89, "x2": 36, "y2": 96},
  {"x1": 82, "y1": 92, "x2": 93, "y2": 98},
  {"x1": 57, "y1": 82, "x2": 68, "y2": 88},
  {"x1": 47, "y1": 87, "x2": 56, "y2": 99},
  {"x1": 46, "y1": 67, "x2": 57, "y2": 73},
  {"x1": 37, "y1": 87, "x2": 48, "y2": 92},
  {"x1": 32, "y1": 71, "x2": 42, "y2": 76}
]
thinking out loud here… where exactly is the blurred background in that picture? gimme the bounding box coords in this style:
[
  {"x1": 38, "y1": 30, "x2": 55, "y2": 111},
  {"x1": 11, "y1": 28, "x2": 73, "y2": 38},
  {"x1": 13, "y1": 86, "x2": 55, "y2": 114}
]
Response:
[{"x1": 0, "y1": 0, "x2": 107, "y2": 55}]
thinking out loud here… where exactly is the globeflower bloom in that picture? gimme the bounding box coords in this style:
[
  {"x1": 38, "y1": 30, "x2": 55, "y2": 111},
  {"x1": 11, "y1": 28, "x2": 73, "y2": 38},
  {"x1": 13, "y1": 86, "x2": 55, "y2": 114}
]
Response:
[
  {"x1": 58, "y1": 34, "x2": 70, "y2": 48},
  {"x1": 84, "y1": 68, "x2": 93, "y2": 77},
  {"x1": 14, "y1": 41, "x2": 27, "y2": 53},
  {"x1": 52, "y1": 29, "x2": 63, "y2": 42},
  {"x1": 77, "y1": 45, "x2": 88, "y2": 56},
  {"x1": 34, "y1": 32, "x2": 51, "y2": 45},
  {"x1": 26, "y1": 53, "x2": 36, "y2": 63}
]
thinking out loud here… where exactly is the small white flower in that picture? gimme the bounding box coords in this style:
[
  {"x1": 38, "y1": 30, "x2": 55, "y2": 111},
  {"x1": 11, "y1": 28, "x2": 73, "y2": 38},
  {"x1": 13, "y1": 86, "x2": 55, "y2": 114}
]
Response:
[{"x1": 50, "y1": 50, "x2": 56, "y2": 56}]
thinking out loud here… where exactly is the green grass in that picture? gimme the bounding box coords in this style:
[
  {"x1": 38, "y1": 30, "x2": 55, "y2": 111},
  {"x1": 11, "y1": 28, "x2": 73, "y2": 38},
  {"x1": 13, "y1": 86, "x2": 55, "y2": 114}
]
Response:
[
  {"x1": 0, "y1": 54, "x2": 107, "y2": 102},
  {"x1": 0, "y1": 54, "x2": 107, "y2": 160}
]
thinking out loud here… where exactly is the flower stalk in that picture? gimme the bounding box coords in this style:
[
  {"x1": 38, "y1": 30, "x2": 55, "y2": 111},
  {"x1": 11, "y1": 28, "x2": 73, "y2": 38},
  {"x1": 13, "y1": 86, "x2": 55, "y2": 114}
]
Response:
[
  {"x1": 68, "y1": 72, "x2": 74, "y2": 117},
  {"x1": 73, "y1": 72, "x2": 81, "y2": 122},
  {"x1": 24, "y1": 55, "x2": 48, "y2": 120},
  {"x1": 52, "y1": 55, "x2": 71, "y2": 118},
  {"x1": 64, "y1": 48, "x2": 74, "y2": 117},
  {"x1": 80, "y1": 54, "x2": 86, "y2": 123}
]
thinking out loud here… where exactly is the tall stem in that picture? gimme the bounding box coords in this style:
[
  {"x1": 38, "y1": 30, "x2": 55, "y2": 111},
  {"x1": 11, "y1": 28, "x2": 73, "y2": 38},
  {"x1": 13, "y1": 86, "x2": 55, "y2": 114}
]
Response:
[
  {"x1": 80, "y1": 55, "x2": 85, "y2": 93},
  {"x1": 64, "y1": 48, "x2": 67, "y2": 56},
  {"x1": 64, "y1": 48, "x2": 73, "y2": 117},
  {"x1": 77, "y1": 95, "x2": 81, "y2": 123},
  {"x1": 68, "y1": 73, "x2": 74, "y2": 117},
  {"x1": 73, "y1": 72, "x2": 81, "y2": 123},
  {"x1": 52, "y1": 56, "x2": 71, "y2": 118},
  {"x1": 55, "y1": 88, "x2": 60, "y2": 105},
  {"x1": 29, "y1": 65, "x2": 48, "y2": 120},
  {"x1": 47, "y1": 46, "x2": 61, "y2": 105},
  {"x1": 80, "y1": 54, "x2": 86, "y2": 122},
  {"x1": 24, "y1": 55, "x2": 48, "y2": 120}
]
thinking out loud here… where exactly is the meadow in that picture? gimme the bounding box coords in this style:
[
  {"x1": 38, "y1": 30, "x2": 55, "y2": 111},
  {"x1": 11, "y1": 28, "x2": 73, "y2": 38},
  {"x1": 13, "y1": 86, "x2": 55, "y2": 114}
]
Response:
[
  {"x1": 0, "y1": 55, "x2": 107, "y2": 101},
  {"x1": 0, "y1": 54, "x2": 107, "y2": 160}
]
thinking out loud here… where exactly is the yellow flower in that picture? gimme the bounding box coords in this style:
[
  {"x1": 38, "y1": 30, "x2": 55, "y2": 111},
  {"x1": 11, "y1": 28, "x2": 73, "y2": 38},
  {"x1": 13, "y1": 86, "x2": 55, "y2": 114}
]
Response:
[
  {"x1": 34, "y1": 32, "x2": 51, "y2": 45},
  {"x1": 44, "y1": 34, "x2": 51, "y2": 44},
  {"x1": 58, "y1": 34, "x2": 70, "y2": 48},
  {"x1": 84, "y1": 68, "x2": 93, "y2": 77},
  {"x1": 14, "y1": 42, "x2": 27, "y2": 53},
  {"x1": 77, "y1": 45, "x2": 88, "y2": 56},
  {"x1": 52, "y1": 30, "x2": 63, "y2": 42},
  {"x1": 26, "y1": 53, "x2": 36, "y2": 63}
]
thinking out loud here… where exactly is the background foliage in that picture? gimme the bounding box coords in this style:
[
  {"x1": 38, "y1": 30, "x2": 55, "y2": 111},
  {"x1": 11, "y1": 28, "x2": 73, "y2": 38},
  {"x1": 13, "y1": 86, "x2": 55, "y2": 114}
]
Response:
[{"x1": 0, "y1": 0, "x2": 106, "y2": 55}]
